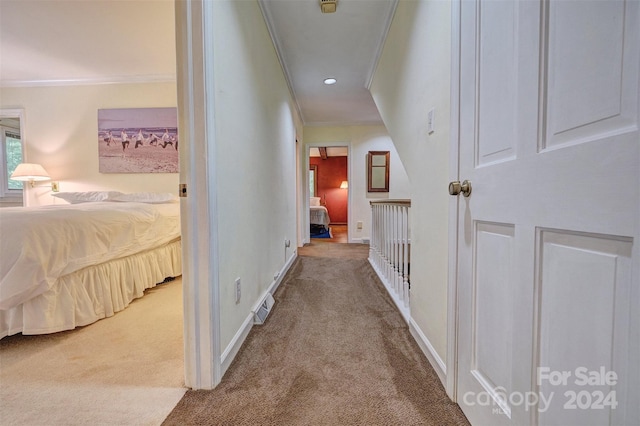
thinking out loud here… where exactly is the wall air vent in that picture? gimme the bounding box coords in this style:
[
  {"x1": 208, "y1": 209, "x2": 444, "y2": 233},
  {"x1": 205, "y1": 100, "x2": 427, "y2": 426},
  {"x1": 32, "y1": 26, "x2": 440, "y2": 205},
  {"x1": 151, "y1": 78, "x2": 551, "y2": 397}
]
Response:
[
  {"x1": 253, "y1": 293, "x2": 275, "y2": 325},
  {"x1": 320, "y1": 0, "x2": 337, "y2": 13}
]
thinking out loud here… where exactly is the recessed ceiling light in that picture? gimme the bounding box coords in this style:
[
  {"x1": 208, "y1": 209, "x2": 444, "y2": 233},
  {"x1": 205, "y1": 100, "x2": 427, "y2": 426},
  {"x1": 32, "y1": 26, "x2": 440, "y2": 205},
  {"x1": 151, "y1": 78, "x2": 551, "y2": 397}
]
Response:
[{"x1": 323, "y1": 78, "x2": 337, "y2": 85}]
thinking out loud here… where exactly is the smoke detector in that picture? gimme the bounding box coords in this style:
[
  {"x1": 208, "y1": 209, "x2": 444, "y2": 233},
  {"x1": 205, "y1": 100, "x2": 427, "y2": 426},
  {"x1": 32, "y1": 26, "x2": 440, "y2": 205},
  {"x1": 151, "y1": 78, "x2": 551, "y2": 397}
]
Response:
[{"x1": 320, "y1": 0, "x2": 337, "y2": 13}]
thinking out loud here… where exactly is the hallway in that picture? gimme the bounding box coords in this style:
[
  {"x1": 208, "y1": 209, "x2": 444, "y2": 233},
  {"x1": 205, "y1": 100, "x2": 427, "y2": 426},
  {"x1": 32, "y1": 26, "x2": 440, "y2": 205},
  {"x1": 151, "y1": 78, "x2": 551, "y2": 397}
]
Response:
[{"x1": 163, "y1": 242, "x2": 468, "y2": 425}]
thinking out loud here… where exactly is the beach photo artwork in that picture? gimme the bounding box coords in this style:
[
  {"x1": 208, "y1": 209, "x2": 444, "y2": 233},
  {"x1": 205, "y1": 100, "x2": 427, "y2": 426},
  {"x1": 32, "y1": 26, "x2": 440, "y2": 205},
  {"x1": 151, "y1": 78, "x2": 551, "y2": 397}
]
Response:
[{"x1": 98, "y1": 107, "x2": 178, "y2": 173}]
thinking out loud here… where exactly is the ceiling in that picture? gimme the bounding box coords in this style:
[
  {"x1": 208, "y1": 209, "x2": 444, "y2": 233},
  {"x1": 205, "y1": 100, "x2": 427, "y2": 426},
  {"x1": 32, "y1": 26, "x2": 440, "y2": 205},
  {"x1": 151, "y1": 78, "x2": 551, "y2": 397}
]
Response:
[
  {"x1": 0, "y1": 0, "x2": 395, "y2": 127},
  {"x1": 0, "y1": 0, "x2": 176, "y2": 85},
  {"x1": 259, "y1": 0, "x2": 397, "y2": 126},
  {"x1": 309, "y1": 147, "x2": 348, "y2": 157}
]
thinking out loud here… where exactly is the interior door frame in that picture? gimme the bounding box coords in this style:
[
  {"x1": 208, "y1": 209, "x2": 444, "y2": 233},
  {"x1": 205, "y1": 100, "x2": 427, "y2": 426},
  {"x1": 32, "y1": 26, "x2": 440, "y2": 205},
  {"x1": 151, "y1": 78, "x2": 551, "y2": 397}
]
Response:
[
  {"x1": 175, "y1": 0, "x2": 222, "y2": 390},
  {"x1": 446, "y1": 0, "x2": 462, "y2": 402},
  {"x1": 304, "y1": 142, "x2": 351, "y2": 243}
]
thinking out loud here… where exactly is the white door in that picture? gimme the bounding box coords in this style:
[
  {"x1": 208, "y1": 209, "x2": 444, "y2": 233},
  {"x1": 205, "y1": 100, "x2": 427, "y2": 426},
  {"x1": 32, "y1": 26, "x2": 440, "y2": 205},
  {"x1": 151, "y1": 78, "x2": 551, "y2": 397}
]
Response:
[{"x1": 455, "y1": 1, "x2": 639, "y2": 425}]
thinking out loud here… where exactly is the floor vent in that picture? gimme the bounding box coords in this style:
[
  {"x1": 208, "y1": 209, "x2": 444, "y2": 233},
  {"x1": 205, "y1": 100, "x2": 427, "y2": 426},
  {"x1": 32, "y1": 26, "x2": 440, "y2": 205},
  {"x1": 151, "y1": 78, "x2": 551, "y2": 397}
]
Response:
[{"x1": 253, "y1": 293, "x2": 275, "y2": 325}]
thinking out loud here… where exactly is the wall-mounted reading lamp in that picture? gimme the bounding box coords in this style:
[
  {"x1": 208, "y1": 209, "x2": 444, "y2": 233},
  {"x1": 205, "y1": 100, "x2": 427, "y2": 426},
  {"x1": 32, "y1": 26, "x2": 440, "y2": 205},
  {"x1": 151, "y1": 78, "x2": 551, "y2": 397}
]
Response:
[
  {"x1": 10, "y1": 163, "x2": 59, "y2": 191},
  {"x1": 339, "y1": 180, "x2": 348, "y2": 189}
]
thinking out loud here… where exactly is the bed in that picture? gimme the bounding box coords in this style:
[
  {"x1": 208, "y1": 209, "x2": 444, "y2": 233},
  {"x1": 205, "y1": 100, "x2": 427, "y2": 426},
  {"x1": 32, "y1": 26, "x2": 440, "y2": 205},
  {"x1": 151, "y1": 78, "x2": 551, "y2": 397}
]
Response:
[
  {"x1": 310, "y1": 206, "x2": 331, "y2": 231},
  {"x1": 310, "y1": 196, "x2": 330, "y2": 233},
  {"x1": 0, "y1": 192, "x2": 181, "y2": 338},
  {"x1": 310, "y1": 194, "x2": 331, "y2": 238}
]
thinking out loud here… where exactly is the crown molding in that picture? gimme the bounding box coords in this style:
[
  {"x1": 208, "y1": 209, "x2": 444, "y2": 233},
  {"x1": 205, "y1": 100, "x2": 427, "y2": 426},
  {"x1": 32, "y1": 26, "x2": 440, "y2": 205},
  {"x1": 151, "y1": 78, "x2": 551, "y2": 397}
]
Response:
[
  {"x1": 366, "y1": 0, "x2": 398, "y2": 90},
  {"x1": 0, "y1": 74, "x2": 176, "y2": 88},
  {"x1": 258, "y1": 0, "x2": 306, "y2": 124}
]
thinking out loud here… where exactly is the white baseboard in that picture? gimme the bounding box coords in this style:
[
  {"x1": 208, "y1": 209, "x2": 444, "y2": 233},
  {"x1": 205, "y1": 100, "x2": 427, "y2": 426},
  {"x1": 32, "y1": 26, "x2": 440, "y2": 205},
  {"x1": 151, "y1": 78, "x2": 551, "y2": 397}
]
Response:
[
  {"x1": 220, "y1": 250, "x2": 298, "y2": 376},
  {"x1": 410, "y1": 318, "x2": 447, "y2": 388},
  {"x1": 350, "y1": 237, "x2": 370, "y2": 244},
  {"x1": 220, "y1": 313, "x2": 253, "y2": 375},
  {"x1": 266, "y1": 249, "x2": 297, "y2": 296}
]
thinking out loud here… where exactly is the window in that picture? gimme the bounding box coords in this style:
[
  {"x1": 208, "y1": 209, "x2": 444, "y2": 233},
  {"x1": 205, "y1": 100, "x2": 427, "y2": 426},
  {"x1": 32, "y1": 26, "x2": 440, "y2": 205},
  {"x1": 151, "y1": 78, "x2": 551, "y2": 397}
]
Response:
[{"x1": 0, "y1": 123, "x2": 23, "y2": 198}]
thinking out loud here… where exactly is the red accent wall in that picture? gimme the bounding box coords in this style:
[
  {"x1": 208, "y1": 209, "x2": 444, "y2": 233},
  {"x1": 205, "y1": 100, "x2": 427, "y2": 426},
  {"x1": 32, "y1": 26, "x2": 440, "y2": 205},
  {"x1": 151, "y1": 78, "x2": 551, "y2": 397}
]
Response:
[{"x1": 310, "y1": 156, "x2": 347, "y2": 224}]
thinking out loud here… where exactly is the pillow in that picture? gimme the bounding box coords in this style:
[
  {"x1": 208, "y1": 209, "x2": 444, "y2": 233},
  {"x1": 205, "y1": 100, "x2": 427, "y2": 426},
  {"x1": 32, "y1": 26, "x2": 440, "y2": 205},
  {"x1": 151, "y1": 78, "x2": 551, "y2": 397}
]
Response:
[
  {"x1": 310, "y1": 197, "x2": 321, "y2": 207},
  {"x1": 109, "y1": 192, "x2": 178, "y2": 204},
  {"x1": 52, "y1": 191, "x2": 123, "y2": 204}
]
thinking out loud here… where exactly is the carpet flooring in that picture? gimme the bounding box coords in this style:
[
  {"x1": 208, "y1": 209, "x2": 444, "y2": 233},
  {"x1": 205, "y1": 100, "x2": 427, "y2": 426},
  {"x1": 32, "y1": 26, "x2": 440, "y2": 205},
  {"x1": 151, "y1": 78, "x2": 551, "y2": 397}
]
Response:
[
  {"x1": 163, "y1": 242, "x2": 469, "y2": 425},
  {"x1": 0, "y1": 278, "x2": 186, "y2": 426}
]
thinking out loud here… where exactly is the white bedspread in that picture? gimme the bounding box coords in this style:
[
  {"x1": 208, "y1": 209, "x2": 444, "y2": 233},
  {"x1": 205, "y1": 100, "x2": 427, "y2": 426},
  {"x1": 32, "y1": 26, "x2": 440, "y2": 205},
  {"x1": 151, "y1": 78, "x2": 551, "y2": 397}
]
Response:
[
  {"x1": 0, "y1": 202, "x2": 180, "y2": 311},
  {"x1": 310, "y1": 205, "x2": 330, "y2": 229}
]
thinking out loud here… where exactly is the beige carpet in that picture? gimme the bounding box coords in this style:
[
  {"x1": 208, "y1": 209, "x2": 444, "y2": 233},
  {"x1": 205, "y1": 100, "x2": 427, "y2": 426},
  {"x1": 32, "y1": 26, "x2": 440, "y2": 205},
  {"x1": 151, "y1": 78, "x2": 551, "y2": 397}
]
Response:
[
  {"x1": 297, "y1": 240, "x2": 370, "y2": 259},
  {"x1": 0, "y1": 278, "x2": 186, "y2": 426},
  {"x1": 163, "y1": 243, "x2": 469, "y2": 425}
]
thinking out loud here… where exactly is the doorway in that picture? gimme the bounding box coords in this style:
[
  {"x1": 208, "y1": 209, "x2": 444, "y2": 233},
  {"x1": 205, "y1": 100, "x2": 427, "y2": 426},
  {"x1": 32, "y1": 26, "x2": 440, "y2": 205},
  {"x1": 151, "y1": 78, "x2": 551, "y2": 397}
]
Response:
[{"x1": 307, "y1": 144, "x2": 350, "y2": 243}]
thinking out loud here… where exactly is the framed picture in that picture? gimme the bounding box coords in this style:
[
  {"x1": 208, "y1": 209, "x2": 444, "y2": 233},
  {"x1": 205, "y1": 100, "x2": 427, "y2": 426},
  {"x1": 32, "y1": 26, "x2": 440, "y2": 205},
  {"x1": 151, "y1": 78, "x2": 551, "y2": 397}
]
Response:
[
  {"x1": 98, "y1": 107, "x2": 178, "y2": 173},
  {"x1": 367, "y1": 151, "x2": 389, "y2": 192}
]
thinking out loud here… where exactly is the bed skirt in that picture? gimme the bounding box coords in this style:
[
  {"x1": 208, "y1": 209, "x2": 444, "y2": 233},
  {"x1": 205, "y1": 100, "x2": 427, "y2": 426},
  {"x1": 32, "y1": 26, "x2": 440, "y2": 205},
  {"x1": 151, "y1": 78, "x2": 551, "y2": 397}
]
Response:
[{"x1": 0, "y1": 238, "x2": 182, "y2": 338}]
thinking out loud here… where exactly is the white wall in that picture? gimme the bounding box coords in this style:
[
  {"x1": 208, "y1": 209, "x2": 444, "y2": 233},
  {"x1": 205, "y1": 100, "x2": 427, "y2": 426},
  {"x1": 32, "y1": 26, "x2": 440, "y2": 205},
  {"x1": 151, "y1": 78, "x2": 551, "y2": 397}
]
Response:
[
  {"x1": 303, "y1": 125, "x2": 410, "y2": 243},
  {"x1": 211, "y1": 0, "x2": 301, "y2": 350},
  {"x1": 370, "y1": 0, "x2": 451, "y2": 363},
  {"x1": 0, "y1": 83, "x2": 179, "y2": 206}
]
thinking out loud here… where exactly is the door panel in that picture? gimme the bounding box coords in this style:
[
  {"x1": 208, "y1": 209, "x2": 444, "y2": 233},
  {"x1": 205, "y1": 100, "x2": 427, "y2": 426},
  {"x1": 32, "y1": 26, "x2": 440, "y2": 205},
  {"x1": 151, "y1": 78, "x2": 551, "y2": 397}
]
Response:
[
  {"x1": 544, "y1": 0, "x2": 635, "y2": 150},
  {"x1": 536, "y1": 230, "x2": 633, "y2": 425},
  {"x1": 456, "y1": 0, "x2": 639, "y2": 425},
  {"x1": 473, "y1": 223, "x2": 515, "y2": 416},
  {"x1": 477, "y1": 0, "x2": 518, "y2": 167}
]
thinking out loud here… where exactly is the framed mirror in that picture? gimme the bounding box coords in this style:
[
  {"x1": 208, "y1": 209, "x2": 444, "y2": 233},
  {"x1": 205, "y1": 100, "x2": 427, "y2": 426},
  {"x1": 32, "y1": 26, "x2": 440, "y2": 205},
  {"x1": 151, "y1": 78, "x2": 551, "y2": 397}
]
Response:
[
  {"x1": 309, "y1": 165, "x2": 318, "y2": 197},
  {"x1": 367, "y1": 151, "x2": 389, "y2": 192}
]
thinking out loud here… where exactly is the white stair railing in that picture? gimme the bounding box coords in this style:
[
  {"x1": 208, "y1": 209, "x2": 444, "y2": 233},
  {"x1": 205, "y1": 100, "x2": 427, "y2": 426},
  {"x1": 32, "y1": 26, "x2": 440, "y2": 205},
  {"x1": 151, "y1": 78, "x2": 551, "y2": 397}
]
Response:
[{"x1": 369, "y1": 200, "x2": 411, "y2": 323}]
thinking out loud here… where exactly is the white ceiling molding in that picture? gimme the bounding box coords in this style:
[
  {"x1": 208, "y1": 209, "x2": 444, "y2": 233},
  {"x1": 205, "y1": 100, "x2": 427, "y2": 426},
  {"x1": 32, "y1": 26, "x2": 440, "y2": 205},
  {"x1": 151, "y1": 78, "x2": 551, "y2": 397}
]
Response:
[
  {"x1": 0, "y1": 74, "x2": 177, "y2": 88},
  {"x1": 258, "y1": 0, "x2": 305, "y2": 124},
  {"x1": 365, "y1": 0, "x2": 399, "y2": 91}
]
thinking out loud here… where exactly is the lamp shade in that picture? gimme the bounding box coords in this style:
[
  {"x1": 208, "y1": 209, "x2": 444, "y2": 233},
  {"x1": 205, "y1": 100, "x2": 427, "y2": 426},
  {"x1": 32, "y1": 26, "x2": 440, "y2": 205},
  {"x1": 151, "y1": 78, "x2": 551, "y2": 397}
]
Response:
[
  {"x1": 10, "y1": 163, "x2": 51, "y2": 182},
  {"x1": 339, "y1": 180, "x2": 348, "y2": 189}
]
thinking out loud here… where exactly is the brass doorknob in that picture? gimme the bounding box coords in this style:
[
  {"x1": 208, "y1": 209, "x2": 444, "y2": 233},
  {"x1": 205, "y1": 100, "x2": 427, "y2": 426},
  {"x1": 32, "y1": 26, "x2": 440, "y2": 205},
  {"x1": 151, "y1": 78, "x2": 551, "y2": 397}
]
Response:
[{"x1": 449, "y1": 180, "x2": 472, "y2": 197}]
